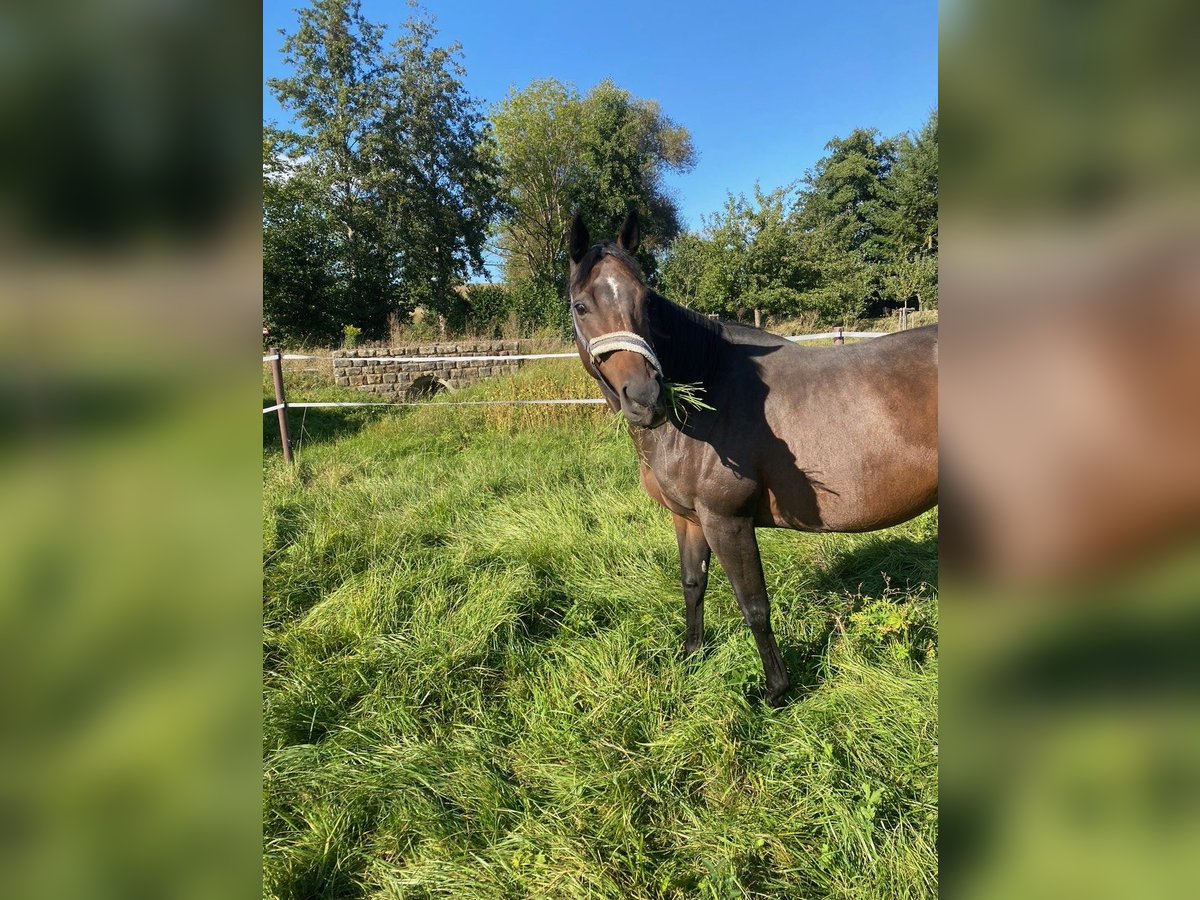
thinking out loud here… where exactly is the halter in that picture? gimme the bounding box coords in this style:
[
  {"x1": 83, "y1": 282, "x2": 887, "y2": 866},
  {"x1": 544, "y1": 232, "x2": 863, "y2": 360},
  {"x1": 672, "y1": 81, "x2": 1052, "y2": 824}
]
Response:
[{"x1": 577, "y1": 328, "x2": 663, "y2": 376}]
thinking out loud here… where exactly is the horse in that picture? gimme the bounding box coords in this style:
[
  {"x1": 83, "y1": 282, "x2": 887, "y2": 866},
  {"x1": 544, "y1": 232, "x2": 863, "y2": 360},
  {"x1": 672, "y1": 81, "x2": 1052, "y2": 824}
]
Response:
[{"x1": 568, "y1": 211, "x2": 938, "y2": 704}]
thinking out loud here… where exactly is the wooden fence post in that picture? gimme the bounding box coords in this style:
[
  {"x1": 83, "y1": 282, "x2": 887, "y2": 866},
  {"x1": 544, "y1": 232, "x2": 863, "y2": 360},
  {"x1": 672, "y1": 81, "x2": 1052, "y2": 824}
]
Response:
[
  {"x1": 834, "y1": 326, "x2": 844, "y2": 346},
  {"x1": 269, "y1": 348, "x2": 294, "y2": 464}
]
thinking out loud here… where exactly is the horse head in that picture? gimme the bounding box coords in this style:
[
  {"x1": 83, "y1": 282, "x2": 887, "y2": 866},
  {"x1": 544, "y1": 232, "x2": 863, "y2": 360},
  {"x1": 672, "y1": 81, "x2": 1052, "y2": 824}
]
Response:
[{"x1": 568, "y1": 210, "x2": 668, "y2": 429}]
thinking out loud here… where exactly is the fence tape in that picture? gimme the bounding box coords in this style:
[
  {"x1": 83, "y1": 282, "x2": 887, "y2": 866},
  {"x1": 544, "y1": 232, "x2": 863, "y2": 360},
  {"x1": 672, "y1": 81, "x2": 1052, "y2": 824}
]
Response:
[
  {"x1": 263, "y1": 398, "x2": 607, "y2": 414},
  {"x1": 787, "y1": 331, "x2": 887, "y2": 341},
  {"x1": 264, "y1": 333, "x2": 888, "y2": 366},
  {"x1": 336, "y1": 352, "x2": 577, "y2": 364},
  {"x1": 262, "y1": 403, "x2": 284, "y2": 414}
]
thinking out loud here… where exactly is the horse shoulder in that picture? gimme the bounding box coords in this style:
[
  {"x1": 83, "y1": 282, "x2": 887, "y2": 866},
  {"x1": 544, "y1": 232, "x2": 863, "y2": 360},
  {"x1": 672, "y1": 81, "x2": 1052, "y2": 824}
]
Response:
[{"x1": 639, "y1": 461, "x2": 697, "y2": 521}]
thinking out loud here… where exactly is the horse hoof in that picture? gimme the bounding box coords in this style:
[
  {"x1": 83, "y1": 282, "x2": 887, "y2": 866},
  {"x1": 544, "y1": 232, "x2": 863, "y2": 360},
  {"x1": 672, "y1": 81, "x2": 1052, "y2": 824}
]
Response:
[{"x1": 765, "y1": 684, "x2": 791, "y2": 707}]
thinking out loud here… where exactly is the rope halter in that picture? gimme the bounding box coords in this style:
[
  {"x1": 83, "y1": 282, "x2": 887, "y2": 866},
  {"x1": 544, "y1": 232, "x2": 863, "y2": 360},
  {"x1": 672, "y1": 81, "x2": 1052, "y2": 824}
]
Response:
[{"x1": 580, "y1": 329, "x2": 663, "y2": 377}]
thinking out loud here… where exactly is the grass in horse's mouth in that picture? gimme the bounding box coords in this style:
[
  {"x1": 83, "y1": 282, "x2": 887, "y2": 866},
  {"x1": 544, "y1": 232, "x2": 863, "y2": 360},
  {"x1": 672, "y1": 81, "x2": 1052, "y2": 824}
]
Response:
[
  {"x1": 664, "y1": 381, "x2": 714, "y2": 423},
  {"x1": 609, "y1": 381, "x2": 712, "y2": 434}
]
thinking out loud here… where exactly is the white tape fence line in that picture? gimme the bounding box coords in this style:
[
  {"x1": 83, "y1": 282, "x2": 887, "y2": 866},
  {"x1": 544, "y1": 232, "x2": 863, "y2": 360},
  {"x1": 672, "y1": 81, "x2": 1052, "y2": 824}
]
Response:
[
  {"x1": 262, "y1": 333, "x2": 885, "y2": 367},
  {"x1": 787, "y1": 331, "x2": 887, "y2": 341},
  {"x1": 267, "y1": 399, "x2": 607, "y2": 412}
]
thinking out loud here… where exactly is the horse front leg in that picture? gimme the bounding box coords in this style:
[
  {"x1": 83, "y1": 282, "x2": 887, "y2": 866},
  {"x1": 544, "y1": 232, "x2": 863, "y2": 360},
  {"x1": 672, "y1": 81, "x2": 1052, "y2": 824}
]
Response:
[
  {"x1": 672, "y1": 514, "x2": 711, "y2": 658},
  {"x1": 698, "y1": 512, "x2": 791, "y2": 705}
]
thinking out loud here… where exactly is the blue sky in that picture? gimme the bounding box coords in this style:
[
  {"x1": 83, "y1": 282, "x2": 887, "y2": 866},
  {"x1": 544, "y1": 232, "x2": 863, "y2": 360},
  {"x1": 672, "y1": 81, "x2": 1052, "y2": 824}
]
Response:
[{"x1": 263, "y1": 0, "x2": 937, "y2": 232}]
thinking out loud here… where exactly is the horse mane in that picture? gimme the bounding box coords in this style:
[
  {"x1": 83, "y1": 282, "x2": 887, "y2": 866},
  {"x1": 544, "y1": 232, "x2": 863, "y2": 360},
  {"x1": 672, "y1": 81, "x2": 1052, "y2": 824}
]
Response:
[{"x1": 646, "y1": 291, "x2": 725, "y2": 385}]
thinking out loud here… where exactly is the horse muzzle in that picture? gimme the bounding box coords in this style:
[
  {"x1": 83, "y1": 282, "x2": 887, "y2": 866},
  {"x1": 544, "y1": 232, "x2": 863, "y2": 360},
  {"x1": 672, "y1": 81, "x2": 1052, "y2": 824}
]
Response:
[{"x1": 620, "y1": 378, "x2": 668, "y2": 429}]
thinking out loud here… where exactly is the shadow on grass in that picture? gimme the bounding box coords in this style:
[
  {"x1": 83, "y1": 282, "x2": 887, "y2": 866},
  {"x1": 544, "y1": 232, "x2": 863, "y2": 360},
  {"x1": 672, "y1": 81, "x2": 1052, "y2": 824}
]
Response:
[
  {"x1": 813, "y1": 530, "x2": 939, "y2": 598},
  {"x1": 774, "y1": 529, "x2": 939, "y2": 705}
]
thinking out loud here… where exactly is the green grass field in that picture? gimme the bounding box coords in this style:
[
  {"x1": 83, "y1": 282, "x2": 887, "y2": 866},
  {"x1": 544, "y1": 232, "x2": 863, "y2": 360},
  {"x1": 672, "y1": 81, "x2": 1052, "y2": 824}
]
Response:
[{"x1": 263, "y1": 359, "x2": 938, "y2": 899}]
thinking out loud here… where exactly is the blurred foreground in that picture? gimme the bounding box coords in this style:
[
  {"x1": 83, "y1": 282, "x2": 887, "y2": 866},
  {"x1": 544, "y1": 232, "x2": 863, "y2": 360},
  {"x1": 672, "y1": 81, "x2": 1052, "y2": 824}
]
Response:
[
  {"x1": 0, "y1": 0, "x2": 261, "y2": 897},
  {"x1": 943, "y1": 0, "x2": 1200, "y2": 896}
]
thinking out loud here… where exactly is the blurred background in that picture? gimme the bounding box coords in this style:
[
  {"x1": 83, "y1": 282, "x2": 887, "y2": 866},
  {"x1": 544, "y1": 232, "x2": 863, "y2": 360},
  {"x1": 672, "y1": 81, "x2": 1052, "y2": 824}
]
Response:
[
  {"x1": 942, "y1": 0, "x2": 1200, "y2": 896},
  {"x1": 0, "y1": 0, "x2": 261, "y2": 897}
]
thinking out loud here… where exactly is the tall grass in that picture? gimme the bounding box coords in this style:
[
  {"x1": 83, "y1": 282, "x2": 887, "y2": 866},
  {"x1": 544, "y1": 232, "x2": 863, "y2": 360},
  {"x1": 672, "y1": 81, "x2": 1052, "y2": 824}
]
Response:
[{"x1": 263, "y1": 360, "x2": 938, "y2": 899}]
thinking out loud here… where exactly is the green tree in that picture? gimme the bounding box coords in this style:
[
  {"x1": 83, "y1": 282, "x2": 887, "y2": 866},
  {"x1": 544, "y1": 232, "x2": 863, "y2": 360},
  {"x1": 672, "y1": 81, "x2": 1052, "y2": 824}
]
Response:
[
  {"x1": 658, "y1": 186, "x2": 814, "y2": 323},
  {"x1": 800, "y1": 128, "x2": 897, "y2": 256},
  {"x1": 874, "y1": 110, "x2": 938, "y2": 309},
  {"x1": 796, "y1": 222, "x2": 874, "y2": 324},
  {"x1": 643, "y1": 118, "x2": 939, "y2": 329},
  {"x1": 792, "y1": 128, "x2": 898, "y2": 320},
  {"x1": 487, "y1": 80, "x2": 580, "y2": 306},
  {"x1": 881, "y1": 254, "x2": 938, "y2": 313},
  {"x1": 263, "y1": 131, "x2": 343, "y2": 344},
  {"x1": 373, "y1": 12, "x2": 502, "y2": 321},
  {"x1": 490, "y1": 78, "x2": 696, "y2": 305},
  {"x1": 265, "y1": 0, "x2": 498, "y2": 343},
  {"x1": 654, "y1": 231, "x2": 709, "y2": 309},
  {"x1": 267, "y1": 0, "x2": 393, "y2": 340},
  {"x1": 739, "y1": 186, "x2": 813, "y2": 320}
]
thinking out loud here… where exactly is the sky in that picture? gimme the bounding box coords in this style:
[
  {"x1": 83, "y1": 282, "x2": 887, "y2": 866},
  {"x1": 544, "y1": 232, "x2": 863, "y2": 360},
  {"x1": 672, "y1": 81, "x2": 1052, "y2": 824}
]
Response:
[{"x1": 263, "y1": 0, "x2": 938, "y2": 233}]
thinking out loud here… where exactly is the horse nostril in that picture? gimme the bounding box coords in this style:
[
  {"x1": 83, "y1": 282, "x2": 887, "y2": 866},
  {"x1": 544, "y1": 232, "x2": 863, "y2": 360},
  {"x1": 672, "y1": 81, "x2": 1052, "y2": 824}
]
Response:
[{"x1": 621, "y1": 384, "x2": 650, "y2": 411}]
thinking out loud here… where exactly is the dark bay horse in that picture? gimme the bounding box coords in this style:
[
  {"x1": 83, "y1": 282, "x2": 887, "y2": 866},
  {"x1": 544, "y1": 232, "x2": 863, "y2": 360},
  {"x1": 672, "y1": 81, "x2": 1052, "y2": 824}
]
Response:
[{"x1": 569, "y1": 212, "x2": 938, "y2": 704}]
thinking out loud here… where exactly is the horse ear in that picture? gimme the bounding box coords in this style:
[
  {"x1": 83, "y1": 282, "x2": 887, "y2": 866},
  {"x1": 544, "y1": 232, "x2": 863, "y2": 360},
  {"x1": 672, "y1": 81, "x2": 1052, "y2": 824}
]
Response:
[
  {"x1": 617, "y1": 210, "x2": 639, "y2": 254},
  {"x1": 569, "y1": 214, "x2": 590, "y2": 265}
]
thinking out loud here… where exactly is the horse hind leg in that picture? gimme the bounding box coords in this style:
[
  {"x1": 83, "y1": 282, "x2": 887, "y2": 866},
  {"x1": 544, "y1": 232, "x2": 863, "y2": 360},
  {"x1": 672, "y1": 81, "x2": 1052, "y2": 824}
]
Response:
[
  {"x1": 673, "y1": 514, "x2": 711, "y2": 658},
  {"x1": 698, "y1": 511, "x2": 790, "y2": 705}
]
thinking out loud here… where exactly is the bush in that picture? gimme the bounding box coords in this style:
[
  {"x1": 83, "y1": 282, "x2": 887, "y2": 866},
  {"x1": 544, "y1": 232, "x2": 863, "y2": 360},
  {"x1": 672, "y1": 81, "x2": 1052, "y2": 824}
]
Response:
[
  {"x1": 510, "y1": 279, "x2": 570, "y2": 338},
  {"x1": 460, "y1": 284, "x2": 512, "y2": 338}
]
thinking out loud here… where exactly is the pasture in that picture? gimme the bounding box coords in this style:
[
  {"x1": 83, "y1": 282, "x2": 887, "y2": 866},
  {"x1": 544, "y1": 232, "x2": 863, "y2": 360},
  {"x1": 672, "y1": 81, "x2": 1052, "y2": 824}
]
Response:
[{"x1": 263, "y1": 359, "x2": 938, "y2": 899}]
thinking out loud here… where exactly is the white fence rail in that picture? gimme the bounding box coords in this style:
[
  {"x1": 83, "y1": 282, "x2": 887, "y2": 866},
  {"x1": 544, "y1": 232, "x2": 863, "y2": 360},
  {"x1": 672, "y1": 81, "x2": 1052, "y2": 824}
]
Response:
[
  {"x1": 262, "y1": 332, "x2": 887, "y2": 368},
  {"x1": 787, "y1": 331, "x2": 887, "y2": 341}
]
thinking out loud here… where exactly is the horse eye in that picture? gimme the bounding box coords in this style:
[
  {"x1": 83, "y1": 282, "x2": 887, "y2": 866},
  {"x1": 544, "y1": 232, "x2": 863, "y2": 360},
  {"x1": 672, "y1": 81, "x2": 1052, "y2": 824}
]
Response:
[{"x1": 573, "y1": 302, "x2": 588, "y2": 315}]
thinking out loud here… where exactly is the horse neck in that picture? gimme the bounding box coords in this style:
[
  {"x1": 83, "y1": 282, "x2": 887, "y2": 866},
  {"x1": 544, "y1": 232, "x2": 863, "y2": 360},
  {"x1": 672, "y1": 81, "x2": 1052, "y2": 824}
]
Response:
[{"x1": 647, "y1": 291, "x2": 725, "y2": 386}]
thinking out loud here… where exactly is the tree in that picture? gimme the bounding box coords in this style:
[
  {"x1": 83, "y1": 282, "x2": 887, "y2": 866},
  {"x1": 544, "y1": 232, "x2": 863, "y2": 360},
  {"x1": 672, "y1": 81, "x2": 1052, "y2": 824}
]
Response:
[
  {"x1": 661, "y1": 119, "x2": 936, "y2": 328},
  {"x1": 487, "y1": 80, "x2": 580, "y2": 305},
  {"x1": 876, "y1": 111, "x2": 938, "y2": 258},
  {"x1": 265, "y1": 0, "x2": 498, "y2": 343},
  {"x1": 658, "y1": 186, "x2": 814, "y2": 322},
  {"x1": 373, "y1": 12, "x2": 502, "y2": 321},
  {"x1": 791, "y1": 128, "x2": 899, "y2": 320},
  {"x1": 654, "y1": 231, "x2": 709, "y2": 309},
  {"x1": 267, "y1": 0, "x2": 393, "y2": 341},
  {"x1": 881, "y1": 254, "x2": 937, "y2": 313},
  {"x1": 795, "y1": 222, "x2": 874, "y2": 324},
  {"x1": 490, "y1": 79, "x2": 696, "y2": 303},
  {"x1": 800, "y1": 128, "x2": 897, "y2": 258},
  {"x1": 263, "y1": 130, "x2": 343, "y2": 343},
  {"x1": 874, "y1": 110, "x2": 938, "y2": 309}
]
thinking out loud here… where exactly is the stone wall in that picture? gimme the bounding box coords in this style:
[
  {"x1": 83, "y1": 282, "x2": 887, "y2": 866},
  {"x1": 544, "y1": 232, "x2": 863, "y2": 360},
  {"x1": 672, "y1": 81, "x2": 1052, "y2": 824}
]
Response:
[{"x1": 331, "y1": 341, "x2": 530, "y2": 398}]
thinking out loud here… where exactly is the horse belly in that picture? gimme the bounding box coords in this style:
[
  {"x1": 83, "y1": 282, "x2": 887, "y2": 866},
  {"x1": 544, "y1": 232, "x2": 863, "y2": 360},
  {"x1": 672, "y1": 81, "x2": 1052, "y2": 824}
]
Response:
[{"x1": 758, "y1": 447, "x2": 938, "y2": 533}]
